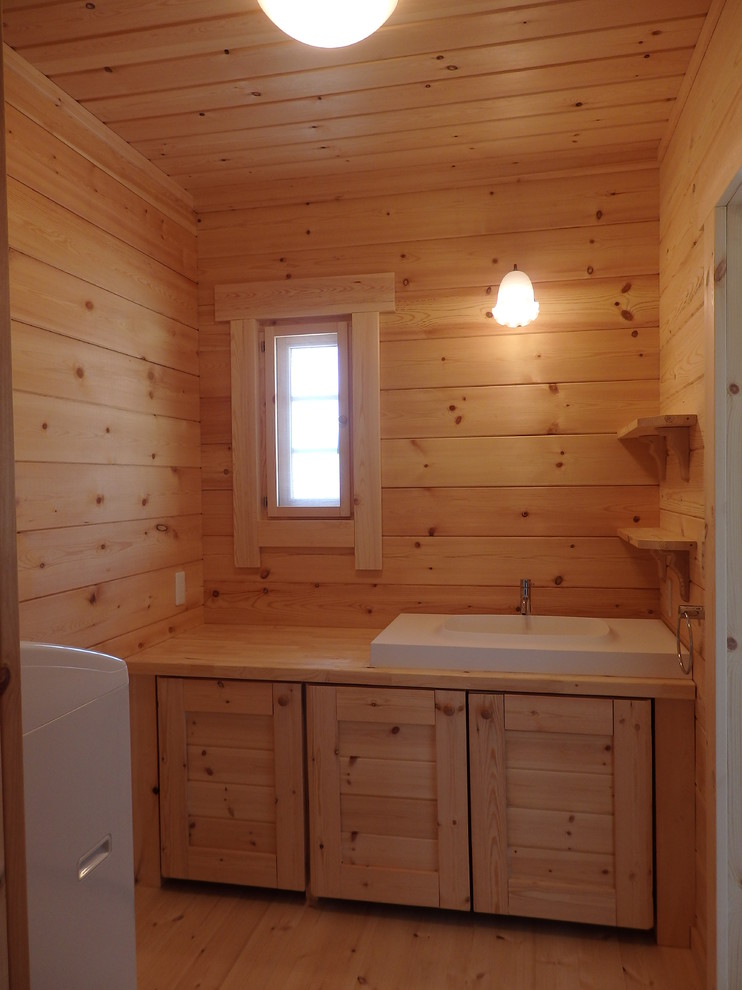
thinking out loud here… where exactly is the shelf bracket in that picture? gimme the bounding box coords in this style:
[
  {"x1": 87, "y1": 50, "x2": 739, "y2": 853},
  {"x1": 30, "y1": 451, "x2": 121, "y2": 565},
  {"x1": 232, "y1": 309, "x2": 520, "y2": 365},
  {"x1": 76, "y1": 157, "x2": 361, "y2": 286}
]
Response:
[
  {"x1": 649, "y1": 548, "x2": 692, "y2": 602},
  {"x1": 656, "y1": 428, "x2": 692, "y2": 482},
  {"x1": 640, "y1": 434, "x2": 669, "y2": 481},
  {"x1": 617, "y1": 527, "x2": 696, "y2": 602},
  {"x1": 617, "y1": 415, "x2": 696, "y2": 482}
]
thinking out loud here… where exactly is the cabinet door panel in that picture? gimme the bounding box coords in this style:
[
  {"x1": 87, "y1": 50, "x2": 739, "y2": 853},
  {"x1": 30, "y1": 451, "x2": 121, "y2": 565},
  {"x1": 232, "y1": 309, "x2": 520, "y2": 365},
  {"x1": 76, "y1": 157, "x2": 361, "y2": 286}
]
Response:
[
  {"x1": 338, "y1": 864, "x2": 440, "y2": 908},
  {"x1": 339, "y1": 755, "x2": 436, "y2": 799},
  {"x1": 187, "y1": 744, "x2": 274, "y2": 785},
  {"x1": 469, "y1": 692, "x2": 653, "y2": 930},
  {"x1": 338, "y1": 720, "x2": 435, "y2": 761},
  {"x1": 273, "y1": 682, "x2": 307, "y2": 890},
  {"x1": 189, "y1": 817, "x2": 275, "y2": 854},
  {"x1": 508, "y1": 846, "x2": 615, "y2": 888},
  {"x1": 182, "y1": 678, "x2": 273, "y2": 715},
  {"x1": 186, "y1": 711, "x2": 273, "y2": 749},
  {"x1": 184, "y1": 848, "x2": 277, "y2": 889},
  {"x1": 434, "y1": 688, "x2": 470, "y2": 911},
  {"x1": 341, "y1": 832, "x2": 439, "y2": 873},
  {"x1": 340, "y1": 794, "x2": 438, "y2": 839},
  {"x1": 187, "y1": 781, "x2": 276, "y2": 822},
  {"x1": 468, "y1": 693, "x2": 508, "y2": 914},
  {"x1": 507, "y1": 768, "x2": 614, "y2": 814},
  {"x1": 158, "y1": 676, "x2": 305, "y2": 891},
  {"x1": 158, "y1": 678, "x2": 189, "y2": 877},
  {"x1": 508, "y1": 806, "x2": 614, "y2": 854},
  {"x1": 613, "y1": 699, "x2": 653, "y2": 928},
  {"x1": 505, "y1": 694, "x2": 613, "y2": 735},
  {"x1": 506, "y1": 730, "x2": 613, "y2": 774},
  {"x1": 508, "y1": 883, "x2": 618, "y2": 927},
  {"x1": 336, "y1": 686, "x2": 435, "y2": 724},
  {"x1": 307, "y1": 684, "x2": 469, "y2": 910}
]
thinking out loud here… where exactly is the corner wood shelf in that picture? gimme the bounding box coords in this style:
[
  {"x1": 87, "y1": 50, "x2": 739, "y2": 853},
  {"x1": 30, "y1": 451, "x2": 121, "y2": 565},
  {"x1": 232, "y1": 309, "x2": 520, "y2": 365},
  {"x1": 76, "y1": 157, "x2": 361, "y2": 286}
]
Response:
[
  {"x1": 618, "y1": 528, "x2": 696, "y2": 600},
  {"x1": 617, "y1": 414, "x2": 697, "y2": 481}
]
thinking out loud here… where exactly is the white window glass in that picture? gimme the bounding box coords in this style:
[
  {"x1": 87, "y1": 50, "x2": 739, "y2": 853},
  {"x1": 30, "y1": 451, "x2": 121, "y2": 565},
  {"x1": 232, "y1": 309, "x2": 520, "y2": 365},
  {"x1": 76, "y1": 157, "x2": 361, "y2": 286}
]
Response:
[
  {"x1": 266, "y1": 324, "x2": 349, "y2": 514},
  {"x1": 291, "y1": 452, "x2": 340, "y2": 502},
  {"x1": 291, "y1": 344, "x2": 338, "y2": 397},
  {"x1": 286, "y1": 341, "x2": 339, "y2": 504}
]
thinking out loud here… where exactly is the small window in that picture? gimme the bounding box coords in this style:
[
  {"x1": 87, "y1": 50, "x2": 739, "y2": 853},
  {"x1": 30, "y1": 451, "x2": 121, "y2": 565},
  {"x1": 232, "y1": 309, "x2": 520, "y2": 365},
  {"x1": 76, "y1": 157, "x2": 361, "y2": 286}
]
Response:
[
  {"x1": 264, "y1": 321, "x2": 350, "y2": 517},
  {"x1": 221, "y1": 271, "x2": 392, "y2": 569}
]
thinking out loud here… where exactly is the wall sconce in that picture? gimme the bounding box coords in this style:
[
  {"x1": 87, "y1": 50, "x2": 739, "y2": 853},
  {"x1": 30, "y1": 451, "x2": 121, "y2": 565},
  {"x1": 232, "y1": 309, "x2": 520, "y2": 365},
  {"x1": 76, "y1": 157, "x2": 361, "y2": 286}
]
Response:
[
  {"x1": 258, "y1": 0, "x2": 398, "y2": 48},
  {"x1": 492, "y1": 266, "x2": 540, "y2": 328}
]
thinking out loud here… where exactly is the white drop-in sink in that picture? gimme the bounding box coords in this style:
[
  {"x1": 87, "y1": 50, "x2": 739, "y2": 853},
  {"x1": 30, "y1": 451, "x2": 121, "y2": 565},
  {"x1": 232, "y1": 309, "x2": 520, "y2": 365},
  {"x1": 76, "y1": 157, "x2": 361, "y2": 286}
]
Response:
[{"x1": 369, "y1": 613, "x2": 687, "y2": 678}]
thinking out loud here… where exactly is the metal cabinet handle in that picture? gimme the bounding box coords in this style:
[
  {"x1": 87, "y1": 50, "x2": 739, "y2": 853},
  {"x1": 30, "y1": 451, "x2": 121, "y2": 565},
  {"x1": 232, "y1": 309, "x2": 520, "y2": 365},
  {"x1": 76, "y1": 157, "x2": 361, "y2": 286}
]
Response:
[{"x1": 77, "y1": 834, "x2": 112, "y2": 881}]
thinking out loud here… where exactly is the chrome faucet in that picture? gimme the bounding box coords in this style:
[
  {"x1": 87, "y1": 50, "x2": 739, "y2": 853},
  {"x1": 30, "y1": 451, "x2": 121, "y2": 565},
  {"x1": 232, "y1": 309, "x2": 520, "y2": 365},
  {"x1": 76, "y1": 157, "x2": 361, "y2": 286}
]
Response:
[{"x1": 519, "y1": 578, "x2": 532, "y2": 616}]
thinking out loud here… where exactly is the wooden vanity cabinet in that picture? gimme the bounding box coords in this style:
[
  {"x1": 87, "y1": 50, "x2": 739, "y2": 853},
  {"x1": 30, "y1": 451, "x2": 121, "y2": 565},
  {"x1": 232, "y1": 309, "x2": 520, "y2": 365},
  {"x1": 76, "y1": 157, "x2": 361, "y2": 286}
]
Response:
[
  {"x1": 157, "y1": 677, "x2": 305, "y2": 890},
  {"x1": 153, "y1": 670, "x2": 668, "y2": 936},
  {"x1": 468, "y1": 693, "x2": 653, "y2": 929},
  {"x1": 306, "y1": 684, "x2": 470, "y2": 910}
]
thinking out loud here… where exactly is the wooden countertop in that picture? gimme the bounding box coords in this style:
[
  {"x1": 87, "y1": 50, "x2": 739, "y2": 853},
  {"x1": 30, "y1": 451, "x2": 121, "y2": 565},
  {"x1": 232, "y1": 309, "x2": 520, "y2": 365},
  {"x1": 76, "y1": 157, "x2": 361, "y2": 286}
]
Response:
[{"x1": 125, "y1": 623, "x2": 696, "y2": 700}]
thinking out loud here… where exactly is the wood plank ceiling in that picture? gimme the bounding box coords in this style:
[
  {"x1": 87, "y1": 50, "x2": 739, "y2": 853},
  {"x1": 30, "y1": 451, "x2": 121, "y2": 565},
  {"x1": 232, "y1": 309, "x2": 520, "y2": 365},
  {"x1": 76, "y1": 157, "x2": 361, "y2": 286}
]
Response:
[{"x1": 2, "y1": 0, "x2": 712, "y2": 209}]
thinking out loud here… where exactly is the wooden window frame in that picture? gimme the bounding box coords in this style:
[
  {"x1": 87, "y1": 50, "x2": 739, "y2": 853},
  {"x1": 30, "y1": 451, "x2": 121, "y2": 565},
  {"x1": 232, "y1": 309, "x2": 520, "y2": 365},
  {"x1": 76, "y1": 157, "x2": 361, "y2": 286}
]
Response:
[{"x1": 217, "y1": 272, "x2": 395, "y2": 571}]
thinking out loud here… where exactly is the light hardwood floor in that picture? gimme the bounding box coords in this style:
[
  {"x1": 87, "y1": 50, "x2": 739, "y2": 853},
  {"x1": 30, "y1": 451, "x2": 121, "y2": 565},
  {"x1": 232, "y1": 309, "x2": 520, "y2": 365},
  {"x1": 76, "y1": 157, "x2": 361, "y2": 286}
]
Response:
[{"x1": 135, "y1": 882, "x2": 704, "y2": 989}]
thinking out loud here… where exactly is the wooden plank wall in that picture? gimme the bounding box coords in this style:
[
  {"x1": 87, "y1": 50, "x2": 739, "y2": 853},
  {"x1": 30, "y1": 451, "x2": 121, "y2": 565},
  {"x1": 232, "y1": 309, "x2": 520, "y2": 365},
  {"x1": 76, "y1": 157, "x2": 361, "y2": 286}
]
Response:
[
  {"x1": 659, "y1": 1, "x2": 742, "y2": 985},
  {"x1": 4, "y1": 47, "x2": 203, "y2": 656},
  {"x1": 198, "y1": 164, "x2": 662, "y2": 628}
]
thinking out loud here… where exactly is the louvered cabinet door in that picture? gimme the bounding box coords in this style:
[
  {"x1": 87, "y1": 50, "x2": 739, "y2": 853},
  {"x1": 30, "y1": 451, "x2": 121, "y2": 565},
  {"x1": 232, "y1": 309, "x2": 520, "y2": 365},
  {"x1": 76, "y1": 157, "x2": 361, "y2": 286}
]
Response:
[
  {"x1": 157, "y1": 677, "x2": 305, "y2": 890},
  {"x1": 307, "y1": 685, "x2": 470, "y2": 910},
  {"x1": 469, "y1": 693, "x2": 653, "y2": 929}
]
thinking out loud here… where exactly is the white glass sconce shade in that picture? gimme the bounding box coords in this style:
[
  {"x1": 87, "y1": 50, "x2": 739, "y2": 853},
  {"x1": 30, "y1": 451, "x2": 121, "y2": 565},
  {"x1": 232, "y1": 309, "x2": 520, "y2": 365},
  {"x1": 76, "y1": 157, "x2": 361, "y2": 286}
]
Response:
[
  {"x1": 492, "y1": 267, "x2": 540, "y2": 328},
  {"x1": 258, "y1": 0, "x2": 398, "y2": 48}
]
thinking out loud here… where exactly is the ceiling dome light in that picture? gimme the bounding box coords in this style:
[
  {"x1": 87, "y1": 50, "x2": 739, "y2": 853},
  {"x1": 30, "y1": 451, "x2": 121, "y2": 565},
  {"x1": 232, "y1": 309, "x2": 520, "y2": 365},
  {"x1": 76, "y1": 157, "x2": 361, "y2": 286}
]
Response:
[
  {"x1": 492, "y1": 266, "x2": 540, "y2": 328},
  {"x1": 258, "y1": 0, "x2": 398, "y2": 48}
]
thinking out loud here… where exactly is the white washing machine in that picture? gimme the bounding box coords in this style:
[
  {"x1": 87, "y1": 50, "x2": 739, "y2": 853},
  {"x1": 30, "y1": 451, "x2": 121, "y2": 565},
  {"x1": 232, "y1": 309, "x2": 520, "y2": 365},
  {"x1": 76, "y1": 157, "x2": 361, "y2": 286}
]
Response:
[{"x1": 21, "y1": 642, "x2": 137, "y2": 989}]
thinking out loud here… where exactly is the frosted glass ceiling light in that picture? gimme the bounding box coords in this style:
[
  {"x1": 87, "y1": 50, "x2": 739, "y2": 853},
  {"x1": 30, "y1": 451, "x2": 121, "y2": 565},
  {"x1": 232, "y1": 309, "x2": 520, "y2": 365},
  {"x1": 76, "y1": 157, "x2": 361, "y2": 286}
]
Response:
[
  {"x1": 258, "y1": 0, "x2": 398, "y2": 48},
  {"x1": 492, "y1": 266, "x2": 540, "y2": 328}
]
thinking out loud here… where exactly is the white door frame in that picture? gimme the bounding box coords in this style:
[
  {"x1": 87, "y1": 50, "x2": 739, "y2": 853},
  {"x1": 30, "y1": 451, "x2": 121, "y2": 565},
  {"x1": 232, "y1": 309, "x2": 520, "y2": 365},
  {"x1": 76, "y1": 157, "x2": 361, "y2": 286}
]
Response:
[{"x1": 715, "y1": 169, "x2": 742, "y2": 989}]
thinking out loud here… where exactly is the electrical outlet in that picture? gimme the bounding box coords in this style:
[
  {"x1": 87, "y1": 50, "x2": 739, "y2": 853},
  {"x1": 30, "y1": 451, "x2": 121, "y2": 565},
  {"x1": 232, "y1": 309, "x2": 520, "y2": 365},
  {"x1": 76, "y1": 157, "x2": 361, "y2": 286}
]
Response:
[{"x1": 175, "y1": 570, "x2": 186, "y2": 606}]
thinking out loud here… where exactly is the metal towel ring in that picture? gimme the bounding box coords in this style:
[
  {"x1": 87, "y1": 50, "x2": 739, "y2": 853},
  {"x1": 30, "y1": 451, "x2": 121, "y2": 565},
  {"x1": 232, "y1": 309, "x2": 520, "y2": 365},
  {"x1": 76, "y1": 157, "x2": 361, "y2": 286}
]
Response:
[
  {"x1": 675, "y1": 604, "x2": 704, "y2": 675},
  {"x1": 676, "y1": 609, "x2": 693, "y2": 675}
]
